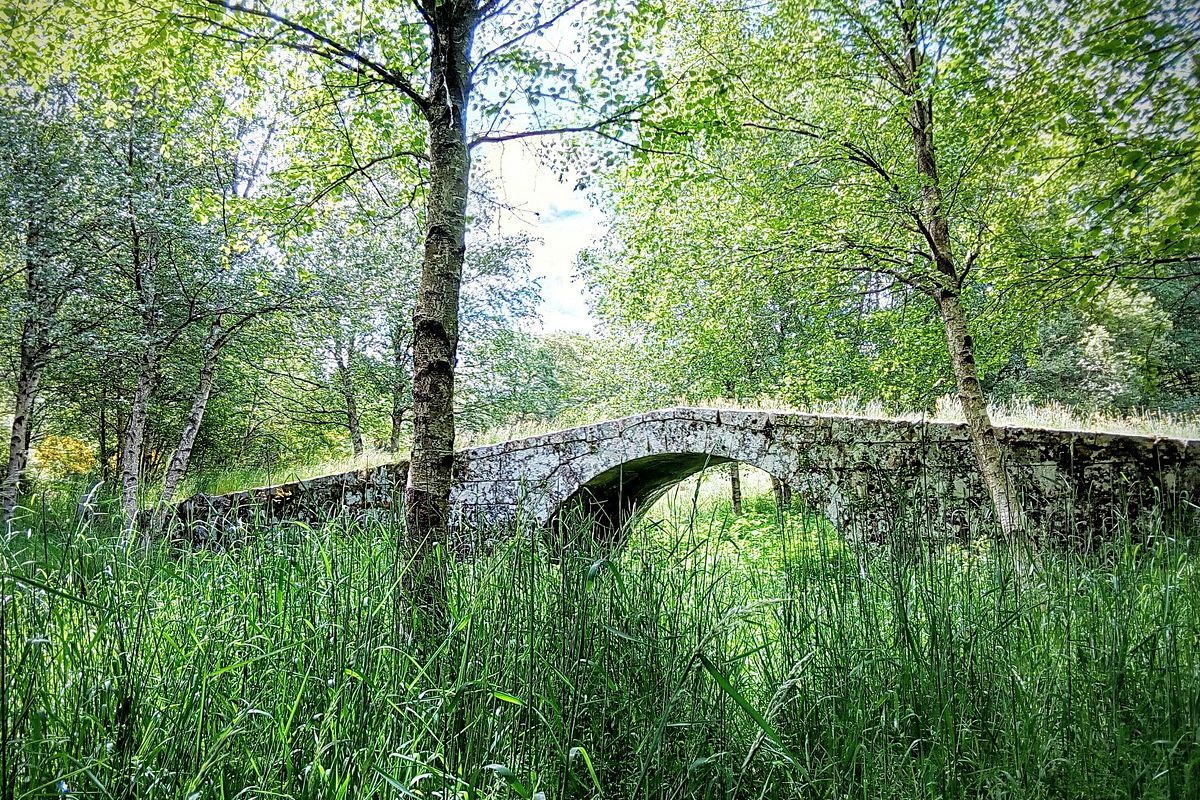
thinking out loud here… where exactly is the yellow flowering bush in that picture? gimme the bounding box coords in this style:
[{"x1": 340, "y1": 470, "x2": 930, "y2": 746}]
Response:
[{"x1": 33, "y1": 435, "x2": 98, "y2": 480}]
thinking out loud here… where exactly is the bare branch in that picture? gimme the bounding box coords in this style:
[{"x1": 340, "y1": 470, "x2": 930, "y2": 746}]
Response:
[
  {"x1": 195, "y1": 0, "x2": 430, "y2": 109},
  {"x1": 471, "y1": 0, "x2": 587, "y2": 79}
]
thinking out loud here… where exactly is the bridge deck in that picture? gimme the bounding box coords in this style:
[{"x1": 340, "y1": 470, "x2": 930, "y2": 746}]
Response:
[{"x1": 172, "y1": 408, "x2": 1200, "y2": 544}]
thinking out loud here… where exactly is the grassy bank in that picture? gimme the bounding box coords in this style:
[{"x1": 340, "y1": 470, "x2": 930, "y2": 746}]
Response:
[{"x1": 2, "y1": 494, "x2": 1199, "y2": 799}]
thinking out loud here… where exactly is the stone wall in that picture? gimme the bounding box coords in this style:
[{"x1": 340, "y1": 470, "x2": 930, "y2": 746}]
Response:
[
  {"x1": 173, "y1": 408, "x2": 1200, "y2": 546},
  {"x1": 173, "y1": 462, "x2": 408, "y2": 543}
]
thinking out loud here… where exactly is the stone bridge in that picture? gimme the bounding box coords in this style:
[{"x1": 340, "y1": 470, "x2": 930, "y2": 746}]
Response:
[{"x1": 175, "y1": 408, "x2": 1200, "y2": 545}]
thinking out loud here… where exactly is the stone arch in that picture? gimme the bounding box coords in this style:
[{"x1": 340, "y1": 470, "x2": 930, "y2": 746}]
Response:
[
  {"x1": 540, "y1": 438, "x2": 830, "y2": 533},
  {"x1": 549, "y1": 451, "x2": 731, "y2": 530},
  {"x1": 173, "y1": 407, "x2": 1200, "y2": 546},
  {"x1": 549, "y1": 453, "x2": 824, "y2": 534},
  {"x1": 450, "y1": 409, "x2": 850, "y2": 534}
]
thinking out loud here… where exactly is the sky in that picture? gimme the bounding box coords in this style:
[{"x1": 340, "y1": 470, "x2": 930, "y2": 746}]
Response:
[{"x1": 481, "y1": 138, "x2": 607, "y2": 335}]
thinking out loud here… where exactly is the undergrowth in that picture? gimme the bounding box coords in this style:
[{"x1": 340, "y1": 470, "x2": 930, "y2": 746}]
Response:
[{"x1": 2, "y1": 493, "x2": 1198, "y2": 799}]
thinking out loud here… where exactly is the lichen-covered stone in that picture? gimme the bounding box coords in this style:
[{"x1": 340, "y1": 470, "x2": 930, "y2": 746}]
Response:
[{"x1": 172, "y1": 408, "x2": 1200, "y2": 547}]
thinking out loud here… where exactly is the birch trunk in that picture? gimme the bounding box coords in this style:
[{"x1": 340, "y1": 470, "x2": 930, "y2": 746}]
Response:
[
  {"x1": 154, "y1": 321, "x2": 223, "y2": 528},
  {"x1": 406, "y1": 6, "x2": 474, "y2": 562},
  {"x1": 771, "y1": 476, "x2": 793, "y2": 510},
  {"x1": 729, "y1": 462, "x2": 743, "y2": 516},
  {"x1": 98, "y1": 389, "x2": 110, "y2": 484},
  {"x1": 119, "y1": 132, "x2": 158, "y2": 535},
  {"x1": 114, "y1": 410, "x2": 127, "y2": 481},
  {"x1": 120, "y1": 354, "x2": 156, "y2": 531},
  {"x1": 936, "y1": 291, "x2": 1023, "y2": 535},
  {"x1": 2, "y1": 226, "x2": 55, "y2": 523},
  {"x1": 334, "y1": 337, "x2": 365, "y2": 457},
  {"x1": 389, "y1": 318, "x2": 408, "y2": 453},
  {"x1": 900, "y1": 1, "x2": 1023, "y2": 542},
  {"x1": 0, "y1": 368, "x2": 40, "y2": 524}
]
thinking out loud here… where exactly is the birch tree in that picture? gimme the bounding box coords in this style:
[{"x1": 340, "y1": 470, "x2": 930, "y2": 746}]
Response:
[
  {"x1": 603, "y1": 0, "x2": 1200, "y2": 547},
  {"x1": 162, "y1": 0, "x2": 660, "y2": 598},
  {"x1": 0, "y1": 91, "x2": 100, "y2": 522}
]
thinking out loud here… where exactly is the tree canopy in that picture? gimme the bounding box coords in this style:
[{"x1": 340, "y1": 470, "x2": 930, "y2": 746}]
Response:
[{"x1": 0, "y1": 0, "x2": 1196, "y2": 543}]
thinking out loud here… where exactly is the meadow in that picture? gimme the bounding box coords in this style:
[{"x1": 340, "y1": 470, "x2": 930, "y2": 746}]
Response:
[{"x1": 2, "y1": 474, "x2": 1198, "y2": 800}]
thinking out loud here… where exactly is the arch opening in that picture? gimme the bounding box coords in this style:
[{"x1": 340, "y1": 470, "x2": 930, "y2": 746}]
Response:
[
  {"x1": 648, "y1": 461, "x2": 782, "y2": 519},
  {"x1": 551, "y1": 452, "x2": 733, "y2": 533},
  {"x1": 549, "y1": 452, "x2": 803, "y2": 536}
]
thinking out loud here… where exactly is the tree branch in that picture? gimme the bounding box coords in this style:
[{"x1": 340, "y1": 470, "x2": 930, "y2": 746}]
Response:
[
  {"x1": 471, "y1": 0, "x2": 587, "y2": 79},
  {"x1": 195, "y1": 0, "x2": 430, "y2": 109}
]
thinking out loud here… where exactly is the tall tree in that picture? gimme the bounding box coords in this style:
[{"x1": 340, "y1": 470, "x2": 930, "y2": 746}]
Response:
[
  {"x1": 597, "y1": 0, "x2": 1200, "y2": 544},
  {"x1": 0, "y1": 90, "x2": 100, "y2": 522},
  {"x1": 108, "y1": 109, "x2": 212, "y2": 527},
  {"x1": 94, "y1": 87, "x2": 288, "y2": 528},
  {"x1": 165, "y1": 0, "x2": 658, "y2": 587}
]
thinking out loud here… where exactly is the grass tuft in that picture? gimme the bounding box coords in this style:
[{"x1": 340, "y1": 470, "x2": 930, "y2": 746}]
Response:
[{"x1": 2, "y1": 489, "x2": 1199, "y2": 798}]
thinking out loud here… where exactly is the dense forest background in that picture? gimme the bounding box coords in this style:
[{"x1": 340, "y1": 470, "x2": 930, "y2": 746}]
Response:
[{"x1": 2, "y1": 0, "x2": 1198, "y2": 520}]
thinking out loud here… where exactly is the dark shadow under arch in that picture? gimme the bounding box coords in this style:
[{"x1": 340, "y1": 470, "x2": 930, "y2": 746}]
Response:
[{"x1": 550, "y1": 451, "x2": 746, "y2": 534}]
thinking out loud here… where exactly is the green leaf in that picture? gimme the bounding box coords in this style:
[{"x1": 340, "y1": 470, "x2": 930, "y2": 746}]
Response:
[
  {"x1": 492, "y1": 690, "x2": 524, "y2": 706},
  {"x1": 698, "y1": 653, "x2": 803, "y2": 770},
  {"x1": 585, "y1": 558, "x2": 626, "y2": 595},
  {"x1": 484, "y1": 763, "x2": 533, "y2": 798},
  {"x1": 569, "y1": 745, "x2": 603, "y2": 795}
]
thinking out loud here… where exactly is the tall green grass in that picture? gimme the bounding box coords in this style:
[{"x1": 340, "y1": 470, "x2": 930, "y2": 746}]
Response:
[{"x1": 2, "y1": 493, "x2": 1198, "y2": 798}]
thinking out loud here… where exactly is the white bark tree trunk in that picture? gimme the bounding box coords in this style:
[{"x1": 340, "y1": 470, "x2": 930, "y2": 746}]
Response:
[
  {"x1": 120, "y1": 353, "x2": 156, "y2": 531},
  {"x1": 152, "y1": 320, "x2": 225, "y2": 530},
  {"x1": 406, "y1": 5, "x2": 474, "y2": 562},
  {"x1": 937, "y1": 291, "x2": 1024, "y2": 535},
  {"x1": 389, "y1": 317, "x2": 408, "y2": 453},
  {"x1": 334, "y1": 336, "x2": 365, "y2": 457},
  {"x1": 1, "y1": 368, "x2": 40, "y2": 524},
  {"x1": 729, "y1": 461, "x2": 743, "y2": 516},
  {"x1": 771, "y1": 476, "x2": 793, "y2": 510},
  {"x1": 900, "y1": 0, "x2": 1023, "y2": 542},
  {"x1": 1, "y1": 221, "x2": 58, "y2": 523}
]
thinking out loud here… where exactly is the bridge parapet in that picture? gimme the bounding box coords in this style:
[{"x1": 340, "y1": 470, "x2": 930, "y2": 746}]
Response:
[{"x1": 171, "y1": 408, "x2": 1200, "y2": 546}]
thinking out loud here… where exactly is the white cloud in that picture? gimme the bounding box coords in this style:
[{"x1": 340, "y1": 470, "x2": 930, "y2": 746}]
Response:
[{"x1": 481, "y1": 141, "x2": 605, "y2": 334}]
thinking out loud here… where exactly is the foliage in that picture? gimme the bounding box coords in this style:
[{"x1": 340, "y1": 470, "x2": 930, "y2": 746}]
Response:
[
  {"x1": 0, "y1": 59, "x2": 544, "y2": 505},
  {"x1": 993, "y1": 284, "x2": 1177, "y2": 410},
  {"x1": 30, "y1": 435, "x2": 97, "y2": 481},
  {"x1": 584, "y1": 0, "x2": 1200, "y2": 414}
]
